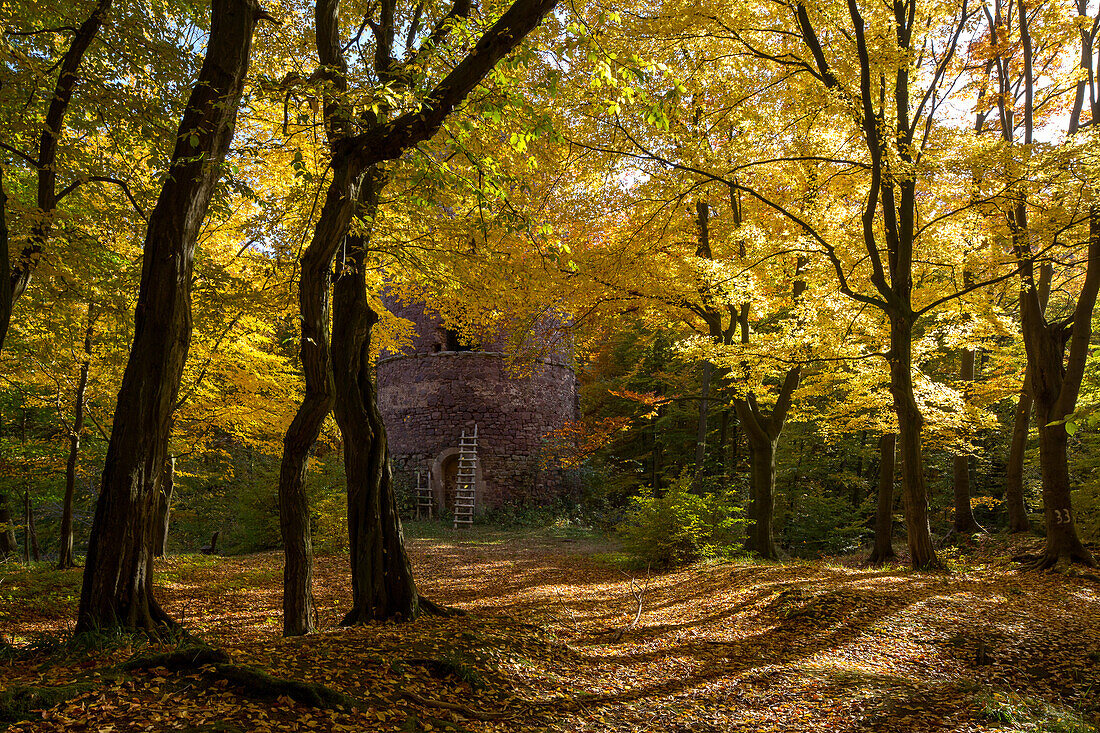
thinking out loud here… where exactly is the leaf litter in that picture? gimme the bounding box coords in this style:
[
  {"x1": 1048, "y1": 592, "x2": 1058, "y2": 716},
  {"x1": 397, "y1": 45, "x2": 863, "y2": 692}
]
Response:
[{"x1": 1, "y1": 530, "x2": 1098, "y2": 732}]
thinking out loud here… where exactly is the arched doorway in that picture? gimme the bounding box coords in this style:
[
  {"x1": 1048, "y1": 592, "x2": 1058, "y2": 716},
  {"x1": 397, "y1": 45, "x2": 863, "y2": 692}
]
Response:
[{"x1": 430, "y1": 446, "x2": 484, "y2": 515}]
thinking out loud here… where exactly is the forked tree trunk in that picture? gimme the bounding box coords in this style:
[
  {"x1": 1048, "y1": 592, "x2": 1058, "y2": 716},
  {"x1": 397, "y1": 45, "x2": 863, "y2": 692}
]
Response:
[
  {"x1": 276, "y1": 0, "x2": 558, "y2": 635},
  {"x1": 888, "y1": 314, "x2": 939, "y2": 569},
  {"x1": 952, "y1": 348, "x2": 982, "y2": 535},
  {"x1": 1004, "y1": 380, "x2": 1033, "y2": 533},
  {"x1": 59, "y1": 312, "x2": 94, "y2": 569},
  {"x1": 278, "y1": 161, "x2": 360, "y2": 636},
  {"x1": 1018, "y1": 209, "x2": 1099, "y2": 569},
  {"x1": 734, "y1": 365, "x2": 800, "y2": 561},
  {"x1": 76, "y1": 0, "x2": 264, "y2": 633},
  {"x1": 331, "y1": 171, "x2": 420, "y2": 623},
  {"x1": 868, "y1": 433, "x2": 897, "y2": 564}
]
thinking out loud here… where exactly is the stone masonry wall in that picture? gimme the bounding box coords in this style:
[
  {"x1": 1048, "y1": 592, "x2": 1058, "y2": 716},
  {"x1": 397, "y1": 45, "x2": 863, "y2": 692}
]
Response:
[{"x1": 377, "y1": 350, "x2": 579, "y2": 509}]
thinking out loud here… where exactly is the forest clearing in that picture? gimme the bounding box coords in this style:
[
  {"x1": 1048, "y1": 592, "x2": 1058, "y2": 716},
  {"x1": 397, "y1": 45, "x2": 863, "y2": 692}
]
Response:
[
  {"x1": 4, "y1": 0, "x2": 1100, "y2": 730},
  {"x1": 2, "y1": 528, "x2": 1099, "y2": 732}
]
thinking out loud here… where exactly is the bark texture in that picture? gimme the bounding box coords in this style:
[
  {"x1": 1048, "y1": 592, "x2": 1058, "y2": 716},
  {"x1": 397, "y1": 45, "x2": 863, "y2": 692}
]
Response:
[
  {"x1": 76, "y1": 0, "x2": 263, "y2": 632},
  {"x1": 332, "y1": 177, "x2": 420, "y2": 622},
  {"x1": 868, "y1": 433, "x2": 897, "y2": 564},
  {"x1": 888, "y1": 315, "x2": 937, "y2": 569}
]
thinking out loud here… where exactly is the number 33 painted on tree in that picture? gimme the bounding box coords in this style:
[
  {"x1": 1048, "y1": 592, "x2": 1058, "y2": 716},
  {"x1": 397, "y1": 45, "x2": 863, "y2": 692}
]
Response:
[{"x1": 1053, "y1": 508, "x2": 1073, "y2": 525}]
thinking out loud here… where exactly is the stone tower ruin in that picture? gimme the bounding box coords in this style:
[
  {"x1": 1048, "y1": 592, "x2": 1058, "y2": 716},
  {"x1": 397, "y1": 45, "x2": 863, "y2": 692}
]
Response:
[{"x1": 377, "y1": 298, "x2": 579, "y2": 516}]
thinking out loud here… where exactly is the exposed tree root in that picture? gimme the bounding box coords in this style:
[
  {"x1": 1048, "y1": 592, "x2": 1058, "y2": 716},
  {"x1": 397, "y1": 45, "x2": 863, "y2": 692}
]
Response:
[
  {"x1": 398, "y1": 690, "x2": 508, "y2": 720},
  {"x1": 865, "y1": 549, "x2": 896, "y2": 566},
  {"x1": 120, "y1": 645, "x2": 506, "y2": 720},
  {"x1": 0, "y1": 683, "x2": 98, "y2": 725},
  {"x1": 1019, "y1": 551, "x2": 1099, "y2": 581},
  {"x1": 121, "y1": 645, "x2": 229, "y2": 671},
  {"x1": 420, "y1": 597, "x2": 466, "y2": 617}
]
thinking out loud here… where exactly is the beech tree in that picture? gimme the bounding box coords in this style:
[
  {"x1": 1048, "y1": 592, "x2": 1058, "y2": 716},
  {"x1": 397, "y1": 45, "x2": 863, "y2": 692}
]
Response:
[
  {"x1": 77, "y1": 0, "x2": 270, "y2": 631},
  {"x1": 988, "y1": 0, "x2": 1099, "y2": 568},
  {"x1": 277, "y1": 0, "x2": 560, "y2": 634}
]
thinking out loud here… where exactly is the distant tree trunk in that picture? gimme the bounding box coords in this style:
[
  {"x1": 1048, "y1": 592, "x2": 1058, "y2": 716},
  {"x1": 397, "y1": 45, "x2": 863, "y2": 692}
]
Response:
[
  {"x1": 851, "y1": 430, "x2": 868, "y2": 507},
  {"x1": 24, "y1": 490, "x2": 40, "y2": 562},
  {"x1": 0, "y1": 168, "x2": 11, "y2": 355},
  {"x1": 868, "y1": 434, "x2": 897, "y2": 564},
  {"x1": 952, "y1": 347, "x2": 982, "y2": 535},
  {"x1": 734, "y1": 366, "x2": 800, "y2": 561},
  {"x1": 58, "y1": 311, "x2": 94, "y2": 569},
  {"x1": 76, "y1": 0, "x2": 265, "y2": 633},
  {"x1": 694, "y1": 360, "x2": 711, "y2": 474},
  {"x1": 1004, "y1": 260, "x2": 1050, "y2": 535},
  {"x1": 1004, "y1": 381, "x2": 1033, "y2": 533},
  {"x1": 332, "y1": 178, "x2": 420, "y2": 621},
  {"x1": 0, "y1": 493, "x2": 16, "y2": 557},
  {"x1": 154, "y1": 456, "x2": 175, "y2": 557}
]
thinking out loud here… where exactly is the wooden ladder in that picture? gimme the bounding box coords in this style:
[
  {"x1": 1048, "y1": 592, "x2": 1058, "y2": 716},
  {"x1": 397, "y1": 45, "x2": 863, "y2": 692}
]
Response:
[
  {"x1": 415, "y1": 469, "x2": 434, "y2": 521},
  {"x1": 453, "y1": 425, "x2": 478, "y2": 529}
]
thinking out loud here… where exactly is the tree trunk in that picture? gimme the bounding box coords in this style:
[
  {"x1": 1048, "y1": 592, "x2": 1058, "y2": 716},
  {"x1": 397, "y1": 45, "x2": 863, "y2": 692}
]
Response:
[
  {"x1": 888, "y1": 314, "x2": 939, "y2": 569},
  {"x1": 22, "y1": 490, "x2": 31, "y2": 563},
  {"x1": 277, "y1": 162, "x2": 360, "y2": 637},
  {"x1": 1016, "y1": 206, "x2": 1098, "y2": 569},
  {"x1": 868, "y1": 433, "x2": 896, "y2": 564},
  {"x1": 0, "y1": 167, "x2": 11, "y2": 355},
  {"x1": 58, "y1": 312, "x2": 94, "y2": 569},
  {"x1": 24, "y1": 490, "x2": 40, "y2": 562},
  {"x1": 744, "y1": 434, "x2": 778, "y2": 559},
  {"x1": 1004, "y1": 380, "x2": 1033, "y2": 533},
  {"x1": 952, "y1": 348, "x2": 982, "y2": 535},
  {"x1": 733, "y1": 365, "x2": 800, "y2": 561},
  {"x1": 1033, "y1": 403, "x2": 1094, "y2": 566},
  {"x1": 0, "y1": 493, "x2": 16, "y2": 557},
  {"x1": 332, "y1": 185, "x2": 421, "y2": 621},
  {"x1": 694, "y1": 360, "x2": 711, "y2": 474},
  {"x1": 76, "y1": 0, "x2": 263, "y2": 633},
  {"x1": 154, "y1": 456, "x2": 175, "y2": 557}
]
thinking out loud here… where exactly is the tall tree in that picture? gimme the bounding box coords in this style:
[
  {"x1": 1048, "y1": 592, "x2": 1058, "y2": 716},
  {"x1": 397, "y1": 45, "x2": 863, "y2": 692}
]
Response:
[
  {"x1": 76, "y1": 0, "x2": 269, "y2": 632},
  {"x1": 278, "y1": 0, "x2": 560, "y2": 634},
  {"x1": 985, "y1": 0, "x2": 1098, "y2": 567},
  {"x1": 0, "y1": 0, "x2": 113, "y2": 354}
]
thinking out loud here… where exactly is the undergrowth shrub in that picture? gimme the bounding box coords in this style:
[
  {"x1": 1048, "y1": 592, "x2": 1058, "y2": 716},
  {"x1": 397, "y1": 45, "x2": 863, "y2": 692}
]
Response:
[
  {"x1": 618, "y1": 475, "x2": 744, "y2": 566},
  {"x1": 778, "y1": 482, "x2": 867, "y2": 557}
]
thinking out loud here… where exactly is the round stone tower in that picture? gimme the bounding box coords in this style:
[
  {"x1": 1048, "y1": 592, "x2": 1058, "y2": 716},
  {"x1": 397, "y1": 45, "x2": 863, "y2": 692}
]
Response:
[{"x1": 377, "y1": 298, "x2": 579, "y2": 515}]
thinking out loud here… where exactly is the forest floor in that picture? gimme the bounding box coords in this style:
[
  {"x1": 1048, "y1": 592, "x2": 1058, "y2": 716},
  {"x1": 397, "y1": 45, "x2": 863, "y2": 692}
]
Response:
[{"x1": 1, "y1": 527, "x2": 1099, "y2": 732}]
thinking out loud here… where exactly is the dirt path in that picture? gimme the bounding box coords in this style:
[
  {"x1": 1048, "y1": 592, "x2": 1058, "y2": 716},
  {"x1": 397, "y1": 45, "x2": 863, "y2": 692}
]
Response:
[{"x1": 2, "y1": 529, "x2": 1098, "y2": 732}]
